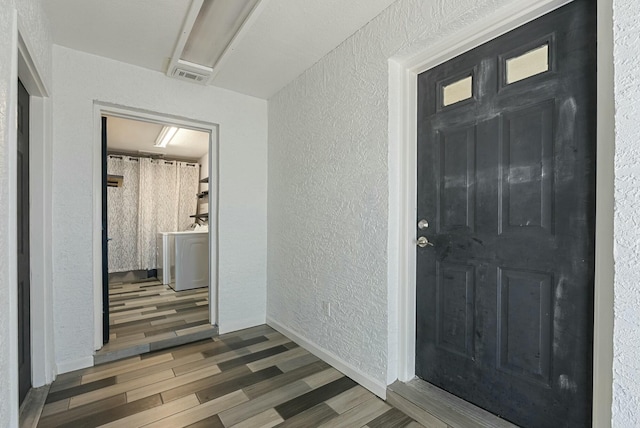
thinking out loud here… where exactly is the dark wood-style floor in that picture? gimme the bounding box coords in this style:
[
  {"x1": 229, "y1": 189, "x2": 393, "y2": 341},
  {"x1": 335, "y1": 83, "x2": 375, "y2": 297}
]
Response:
[
  {"x1": 94, "y1": 280, "x2": 215, "y2": 364},
  {"x1": 108, "y1": 280, "x2": 210, "y2": 344},
  {"x1": 37, "y1": 325, "x2": 426, "y2": 428}
]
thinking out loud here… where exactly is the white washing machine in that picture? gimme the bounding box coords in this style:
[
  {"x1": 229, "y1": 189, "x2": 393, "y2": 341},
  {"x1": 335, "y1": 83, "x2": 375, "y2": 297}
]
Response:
[{"x1": 157, "y1": 231, "x2": 208, "y2": 291}]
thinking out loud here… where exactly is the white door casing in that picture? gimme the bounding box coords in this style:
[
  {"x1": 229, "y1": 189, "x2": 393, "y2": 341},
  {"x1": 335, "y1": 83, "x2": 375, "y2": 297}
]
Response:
[
  {"x1": 387, "y1": 0, "x2": 614, "y2": 426},
  {"x1": 91, "y1": 103, "x2": 220, "y2": 349}
]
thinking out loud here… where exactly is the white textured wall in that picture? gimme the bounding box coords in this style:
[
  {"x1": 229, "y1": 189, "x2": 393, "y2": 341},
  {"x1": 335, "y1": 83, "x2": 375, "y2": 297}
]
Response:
[
  {"x1": 52, "y1": 46, "x2": 268, "y2": 371},
  {"x1": 0, "y1": 9, "x2": 18, "y2": 424},
  {"x1": 266, "y1": 2, "x2": 633, "y2": 420},
  {"x1": 0, "y1": 0, "x2": 51, "y2": 425},
  {"x1": 612, "y1": 0, "x2": 640, "y2": 425},
  {"x1": 267, "y1": 0, "x2": 519, "y2": 389}
]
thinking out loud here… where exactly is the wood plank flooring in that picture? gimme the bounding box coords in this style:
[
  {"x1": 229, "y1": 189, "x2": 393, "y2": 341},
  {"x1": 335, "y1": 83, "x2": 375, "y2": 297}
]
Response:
[
  {"x1": 95, "y1": 280, "x2": 215, "y2": 364},
  {"x1": 20, "y1": 385, "x2": 50, "y2": 428},
  {"x1": 38, "y1": 325, "x2": 427, "y2": 427},
  {"x1": 387, "y1": 380, "x2": 516, "y2": 428}
]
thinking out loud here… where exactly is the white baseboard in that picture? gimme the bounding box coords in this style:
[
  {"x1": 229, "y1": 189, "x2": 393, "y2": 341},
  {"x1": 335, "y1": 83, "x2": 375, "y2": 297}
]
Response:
[
  {"x1": 56, "y1": 356, "x2": 93, "y2": 375},
  {"x1": 218, "y1": 316, "x2": 266, "y2": 335},
  {"x1": 267, "y1": 317, "x2": 387, "y2": 399}
]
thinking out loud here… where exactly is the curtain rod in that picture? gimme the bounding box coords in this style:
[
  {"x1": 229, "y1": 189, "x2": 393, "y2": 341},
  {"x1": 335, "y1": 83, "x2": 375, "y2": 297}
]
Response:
[{"x1": 107, "y1": 153, "x2": 198, "y2": 167}]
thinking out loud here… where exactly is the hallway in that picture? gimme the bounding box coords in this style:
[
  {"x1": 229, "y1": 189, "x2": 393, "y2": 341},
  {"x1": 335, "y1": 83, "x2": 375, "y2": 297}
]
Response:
[{"x1": 2, "y1": 0, "x2": 633, "y2": 425}]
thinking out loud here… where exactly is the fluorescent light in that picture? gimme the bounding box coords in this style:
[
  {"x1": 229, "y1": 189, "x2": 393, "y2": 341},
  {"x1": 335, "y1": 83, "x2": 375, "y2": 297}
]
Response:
[
  {"x1": 182, "y1": 0, "x2": 260, "y2": 68},
  {"x1": 154, "y1": 126, "x2": 178, "y2": 148}
]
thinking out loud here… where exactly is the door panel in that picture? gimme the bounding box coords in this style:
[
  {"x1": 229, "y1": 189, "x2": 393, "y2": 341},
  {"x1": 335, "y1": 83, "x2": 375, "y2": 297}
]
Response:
[
  {"x1": 17, "y1": 80, "x2": 31, "y2": 404},
  {"x1": 500, "y1": 101, "x2": 555, "y2": 235},
  {"x1": 497, "y1": 267, "x2": 553, "y2": 385},
  {"x1": 415, "y1": 1, "x2": 595, "y2": 427},
  {"x1": 437, "y1": 125, "x2": 476, "y2": 232},
  {"x1": 435, "y1": 261, "x2": 475, "y2": 358}
]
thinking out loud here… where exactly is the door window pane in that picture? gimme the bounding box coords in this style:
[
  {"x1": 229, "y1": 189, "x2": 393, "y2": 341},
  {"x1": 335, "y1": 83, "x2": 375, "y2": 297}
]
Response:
[
  {"x1": 506, "y1": 44, "x2": 549, "y2": 84},
  {"x1": 442, "y1": 76, "x2": 472, "y2": 106}
]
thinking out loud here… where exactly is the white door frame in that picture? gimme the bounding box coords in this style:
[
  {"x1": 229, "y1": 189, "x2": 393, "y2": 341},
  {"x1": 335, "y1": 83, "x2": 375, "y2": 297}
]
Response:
[
  {"x1": 92, "y1": 102, "x2": 220, "y2": 349},
  {"x1": 15, "y1": 13, "x2": 56, "y2": 389},
  {"x1": 5, "y1": 10, "x2": 55, "y2": 426},
  {"x1": 389, "y1": 0, "x2": 614, "y2": 426}
]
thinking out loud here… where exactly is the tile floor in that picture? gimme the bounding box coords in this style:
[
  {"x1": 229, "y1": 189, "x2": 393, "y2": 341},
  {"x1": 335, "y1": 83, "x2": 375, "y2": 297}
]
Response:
[
  {"x1": 37, "y1": 325, "x2": 427, "y2": 428},
  {"x1": 95, "y1": 280, "x2": 216, "y2": 364}
]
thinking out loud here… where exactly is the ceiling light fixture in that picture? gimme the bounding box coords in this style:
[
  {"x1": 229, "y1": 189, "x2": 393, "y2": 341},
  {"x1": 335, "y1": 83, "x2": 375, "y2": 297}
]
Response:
[
  {"x1": 182, "y1": 0, "x2": 259, "y2": 69},
  {"x1": 167, "y1": 0, "x2": 265, "y2": 84},
  {"x1": 154, "y1": 126, "x2": 179, "y2": 148}
]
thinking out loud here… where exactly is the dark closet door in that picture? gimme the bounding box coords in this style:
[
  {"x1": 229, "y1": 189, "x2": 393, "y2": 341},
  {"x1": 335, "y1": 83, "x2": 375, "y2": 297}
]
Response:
[
  {"x1": 17, "y1": 80, "x2": 31, "y2": 404},
  {"x1": 102, "y1": 116, "x2": 109, "y2": 344},
  {"x1": 415, "y1": 1, "x2": 596, "y2": 427}
]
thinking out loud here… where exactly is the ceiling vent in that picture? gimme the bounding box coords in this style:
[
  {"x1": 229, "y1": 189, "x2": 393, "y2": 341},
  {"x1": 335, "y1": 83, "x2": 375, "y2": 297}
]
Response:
[
  {"x1": 169, "y1": 60, "x2": 212, "y2": 84},
  {"x1": 137, "y1": 150, "x2": 166, "y2": 158}
]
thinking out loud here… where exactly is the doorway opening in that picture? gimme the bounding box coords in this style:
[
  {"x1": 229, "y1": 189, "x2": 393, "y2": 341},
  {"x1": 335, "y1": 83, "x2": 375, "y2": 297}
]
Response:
[{"x1": 94, "y1": 106, "x2": 219, "y2": 363}]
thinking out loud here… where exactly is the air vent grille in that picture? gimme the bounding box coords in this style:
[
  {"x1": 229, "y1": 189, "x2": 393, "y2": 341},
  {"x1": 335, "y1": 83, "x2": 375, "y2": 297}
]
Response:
[
  {"x1": 167, "y1": 60, "x2": 213, "y2": 85},
  {"x1": 173, "y1": 68, "x2": 207, "y2": 82}
]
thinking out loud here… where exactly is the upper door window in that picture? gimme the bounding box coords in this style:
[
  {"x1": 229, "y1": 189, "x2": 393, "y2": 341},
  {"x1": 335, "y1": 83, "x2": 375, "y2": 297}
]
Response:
[
  {"x1": 505, "y1": 44, "x2": 549, "y2": 84},
  {"x1": 442, "y1": 75, "x2": 473, "y2": 107}
]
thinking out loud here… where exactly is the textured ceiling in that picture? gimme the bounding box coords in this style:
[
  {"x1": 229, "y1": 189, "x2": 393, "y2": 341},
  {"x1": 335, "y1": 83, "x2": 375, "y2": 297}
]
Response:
[
  {"x1": 44, "y1": 0, "x2": 398, "y2": 99},
  {"x1": 45, "y1": 0, "x2": 192, "y2": 72}
]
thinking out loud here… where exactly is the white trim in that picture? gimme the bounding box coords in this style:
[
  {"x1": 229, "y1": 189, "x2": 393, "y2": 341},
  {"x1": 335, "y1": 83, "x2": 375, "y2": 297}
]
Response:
[
  {"x1": 166, "y1": 0, "x2": 204, "y2": 78},
  {"x1": 27, "y1": 97, "x2": 54, "y2": 387},
  {"x1": 389, "y1": 56, "x2": 418, "y2": 383},
  {"x1": 397, "y1": 0, "x2": 571, "y2": 74},
  {"x1": 267, "y1": 317, "x2": 388, "y2": 399},
  {"x1": 390, "y1": 0, "x2": 614, "y2": 426},
  {"x1": 17, "y1": 33, "x2": 50, "y2": 97},
  {"x1": 91, "y1": 102, "x2": 220, "y2": 351},
  {"x1": 209, "y1": 125, "x2": 220, "y2": 327},
  {"x1": 17, "y1": 17, "x2": 55, "y2": 390},
  {"x1": 593, "y1": 0, "x2": 615, "y2": 425},
  {"x1": 56, "y1": 357, "x2": 94, "y2": 375},
  {"x1": 7, "y1": 10, "x2": 20, "y2": 428},
  {"x1": 95, "y1": 103, "x2": 217, "y2": 133}
]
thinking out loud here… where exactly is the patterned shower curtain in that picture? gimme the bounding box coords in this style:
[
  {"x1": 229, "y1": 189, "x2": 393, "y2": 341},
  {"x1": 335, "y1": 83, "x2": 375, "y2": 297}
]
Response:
[
  {"x1": 107, "y1": 156, "x2": 140, "y2": 273},
  {"x1": 107, "y1": 156, "x2": 200, "y2": 273}
]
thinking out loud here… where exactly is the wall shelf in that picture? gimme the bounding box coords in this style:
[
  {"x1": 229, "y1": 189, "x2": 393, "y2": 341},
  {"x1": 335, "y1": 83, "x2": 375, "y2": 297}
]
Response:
[
  {"x1": 190, "y1": 213, "x2": 208, "y2": 220},
  {"x1": 195, "y1": 177, "x2": 209, "y2": 223}
]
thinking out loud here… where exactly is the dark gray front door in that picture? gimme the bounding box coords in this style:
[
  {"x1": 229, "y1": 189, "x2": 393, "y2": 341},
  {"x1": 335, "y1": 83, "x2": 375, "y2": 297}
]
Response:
[
  {"x1": 17, "y1": 80, "x2": 31, "y2": 404},
  {"x1": 415, "y1": 1, "x2": 596, "y2": 427}
]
